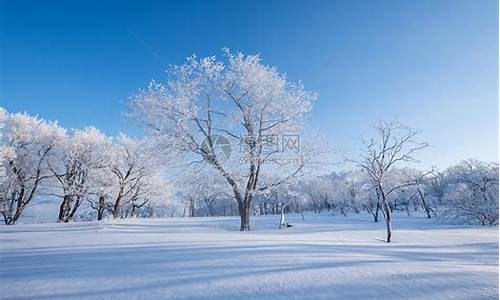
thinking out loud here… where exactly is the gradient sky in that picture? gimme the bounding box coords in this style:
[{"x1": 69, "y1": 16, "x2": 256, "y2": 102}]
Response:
[{"x1": 1, "y1": 0, "x2": 498, "y2": 169}]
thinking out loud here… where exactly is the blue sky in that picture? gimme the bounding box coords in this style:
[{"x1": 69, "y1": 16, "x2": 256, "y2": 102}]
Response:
[{"x1": 1, "y1": 0, "x2": 498, "y2": 169}]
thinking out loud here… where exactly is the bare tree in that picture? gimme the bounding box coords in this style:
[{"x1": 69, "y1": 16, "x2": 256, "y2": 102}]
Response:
[{"x1": 348, "y1": 119, "x2": 429, "y2": 242}]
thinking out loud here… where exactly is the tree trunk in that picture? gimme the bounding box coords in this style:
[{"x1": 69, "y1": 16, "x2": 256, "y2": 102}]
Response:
[
  {"x1": 7, "y1": 203, "x2": 24, "y2": 225},
  {"x1": 97, "y1": 196, "x2": 105, "y2": 221},
  {"x1": 239, "y1": 201, "x2": 251, "y2": 231},
  {"x1": 58, "y1": 194, "x2": 82, "y2": 223},
  {"x1": 204, "y1": 198, "x2": 215, "y2": 216},
  {"x1": 5, "y1": 161, "x2": 45, "y2": 225},
  {"x1": 417, "y1": 188, "x2": 432, "y2": 219},
  {"x1": 113, "y1": 193, "x2": 123, "y2": 218},
  {"x1": 189, "y1": 199, "x2": 195, "y2": 217},
  {"x1": 379, "y1": 188, "x2": 392, "y2": 243},
  {"x1": 66, "y1": 198, "x2": 81, "y2": 221},
  {"x1": 6, "y1": 208, "x2": 23, "y2": 225},
  {"x1": 58, "y1": 195, "x2": 71, "y2": 222},
  {"x1": 279, "y1": 204, "x2": 286, "y2": 229},
  {"x1": 373, "y1": 202, "x2": 380, "y2": 222},
  {"x1": 383, "y1": 202, "x2": 392, "y2": 243},
  {"x1": 97, "y1": 208, "x2": 104, "y2": 220},
  {"x1": 9, "y1": 188, "x2": 24, "y2": 224},
  {"x1": 5, "y1": 185, "x2": 29, "y2": 225}
]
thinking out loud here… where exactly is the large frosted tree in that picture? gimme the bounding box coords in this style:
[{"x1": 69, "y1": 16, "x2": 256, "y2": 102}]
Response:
[{"x1": 130, "y1": 49, "x2": 318, "y2": 230}]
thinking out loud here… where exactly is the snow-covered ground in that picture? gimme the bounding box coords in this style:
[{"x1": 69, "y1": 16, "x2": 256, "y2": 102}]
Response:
[{"x1": 0, "y1": 213, "x2": 498, "y2": 300}]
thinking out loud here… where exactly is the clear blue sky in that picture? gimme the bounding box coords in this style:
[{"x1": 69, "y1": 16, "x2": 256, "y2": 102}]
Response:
[{"x1": 1, "y1": 0, "x2": 498, "y2": 169}]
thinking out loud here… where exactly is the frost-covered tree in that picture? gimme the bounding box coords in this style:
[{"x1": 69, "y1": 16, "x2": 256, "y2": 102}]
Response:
[
  {"x1": 122, "y1": 172, "x2": 170, "y2": 218},
  {"x1": 0, "y1": 108, "x2": 66, "y2": 224},
  {"x1": 49, "y1": 127, "x2": 110, "y2": 223},
  {"x1": 303, "y1": 176, "x2": 332, "y2": 213},
  {"x1": 348, "y1": 119, "x2": 429, "y2": 242},
  {"x1": 130, "y1": 49, "x2": 319, "y2": 230},
  {"x1": 85, "y1": 150, "x2": 116, "y2": 221},
  {"x1": 108, "y1": 135, "x2": 162, "y2": 218},
  {"x1": 79, "y1": 135, "x2": 170, "y2": 221},
  {"x1": 421, "y1": 171, "x2": 446, "y2": 216},
  {"x1": 176, "y1": 170, "x2": 229, "y2": 217},
  {"x1": 440, "y1": 160, "x2": 498, "y2": 225},
  {"x1": 328, "y1": 171, "x2": 366, "y2": 216},
  {"x1": 385, "y1": 167, "x2": 435, "y2": 218}
]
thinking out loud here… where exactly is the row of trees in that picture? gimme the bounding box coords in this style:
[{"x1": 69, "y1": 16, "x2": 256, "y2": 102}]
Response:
[
  {"x1": 305, "y1": 160, "x2": 498, "y2": 226},
  {"x1": 176, "y1": 159, "x2": 498, "y2": 226},
  {"x1": 1, "y1": 50, "x2": 497, "y2": 244},
  {"x1": 0, "y1": 108, "x2": 170, "y2": 224}
]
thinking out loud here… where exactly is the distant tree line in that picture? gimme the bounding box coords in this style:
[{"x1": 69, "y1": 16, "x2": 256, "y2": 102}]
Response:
[{"x1": 176, "y1": 159, "x2": 498, "y2": 227}]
